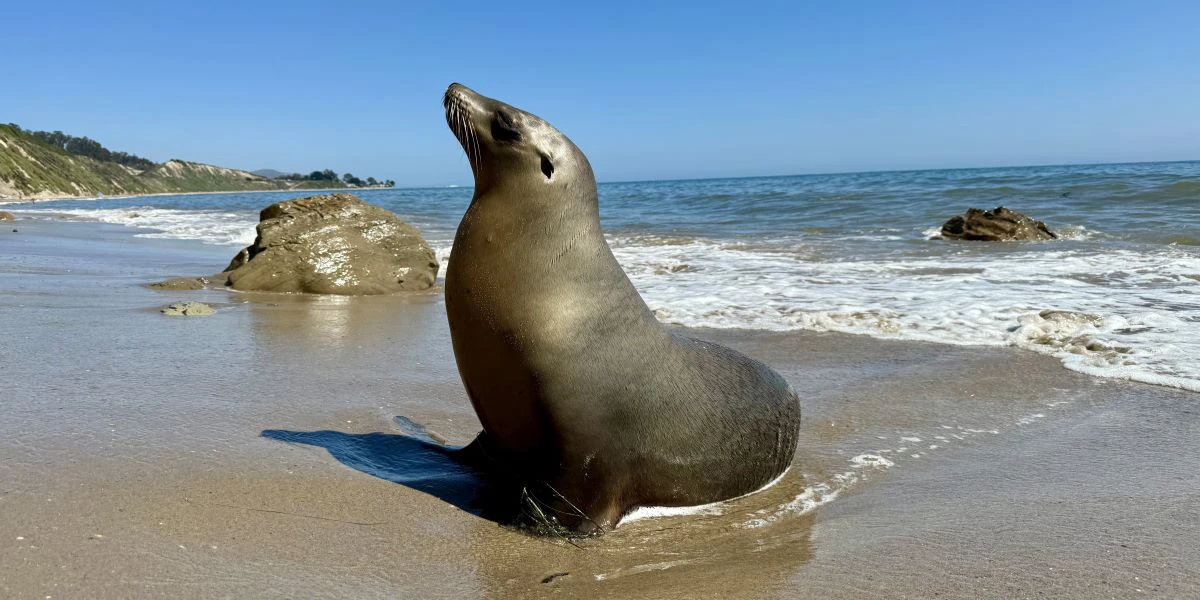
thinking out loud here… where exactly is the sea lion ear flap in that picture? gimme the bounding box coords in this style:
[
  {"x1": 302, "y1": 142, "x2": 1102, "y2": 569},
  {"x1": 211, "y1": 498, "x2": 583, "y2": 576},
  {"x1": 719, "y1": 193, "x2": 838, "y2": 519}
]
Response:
[{"x1": 540, "y1": 154, "x2": 555, "y2": 180}]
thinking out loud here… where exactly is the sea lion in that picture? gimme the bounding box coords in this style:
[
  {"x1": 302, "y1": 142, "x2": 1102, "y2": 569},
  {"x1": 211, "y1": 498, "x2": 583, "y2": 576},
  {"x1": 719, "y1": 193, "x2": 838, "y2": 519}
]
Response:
[{"x1": 442, "y1": 83, "x2": 801, "y2": 534}]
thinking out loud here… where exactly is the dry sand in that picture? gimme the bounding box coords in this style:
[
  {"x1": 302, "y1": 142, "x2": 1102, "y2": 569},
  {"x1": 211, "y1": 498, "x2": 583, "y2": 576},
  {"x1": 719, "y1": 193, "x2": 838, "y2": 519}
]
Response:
[{"x1": 1, "y1": 218, "x2": 1197, "y2": 598}]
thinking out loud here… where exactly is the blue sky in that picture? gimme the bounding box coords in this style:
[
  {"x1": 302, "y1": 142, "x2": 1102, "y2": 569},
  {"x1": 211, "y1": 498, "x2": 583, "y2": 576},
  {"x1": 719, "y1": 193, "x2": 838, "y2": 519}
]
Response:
[{"x1": 6, "y1": 1, "x2": 1199, "y2": 186}]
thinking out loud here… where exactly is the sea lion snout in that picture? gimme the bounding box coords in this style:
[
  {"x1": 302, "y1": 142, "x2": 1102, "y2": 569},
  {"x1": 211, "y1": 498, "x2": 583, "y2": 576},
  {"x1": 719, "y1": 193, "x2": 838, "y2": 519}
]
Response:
[
  {"x1": 444, "y1": 83, "x2": 479, "y2": 107},
  {"x1": 445, "y1": 82, "x2": 472, "y2": 95}
]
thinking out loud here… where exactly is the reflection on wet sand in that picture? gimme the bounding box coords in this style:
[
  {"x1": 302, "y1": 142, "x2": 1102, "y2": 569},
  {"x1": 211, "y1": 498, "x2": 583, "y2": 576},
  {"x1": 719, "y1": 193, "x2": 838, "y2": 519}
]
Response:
[
  {"x1": 241, "y1": 291, "x2": 442, "y2": 353},
  {"x1": 237, "y1": 291, "x2": 465, "y2": 397}
]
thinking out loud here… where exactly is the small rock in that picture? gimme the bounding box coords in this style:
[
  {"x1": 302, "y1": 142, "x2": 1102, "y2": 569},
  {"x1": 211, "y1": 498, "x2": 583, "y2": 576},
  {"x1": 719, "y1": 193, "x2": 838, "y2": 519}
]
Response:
[
  {"x1": 147, "y1": 277, "x2": 209, "y2": 291},
  {"x1": 160, "y1": 302, "x2": 215, "y2": 317},
  {"x1": 937, "y1": 206, "x2": 1057, "y2": 241}
]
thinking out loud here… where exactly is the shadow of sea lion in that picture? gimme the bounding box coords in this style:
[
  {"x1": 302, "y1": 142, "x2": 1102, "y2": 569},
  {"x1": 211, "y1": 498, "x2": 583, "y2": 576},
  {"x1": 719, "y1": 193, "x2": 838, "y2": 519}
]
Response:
[
  {"x1": 262, "y1": 423, "x2": 817, "y2": 598},
  {"x1": 261, "y1": 419, "x2": 517, "y2": 522}
]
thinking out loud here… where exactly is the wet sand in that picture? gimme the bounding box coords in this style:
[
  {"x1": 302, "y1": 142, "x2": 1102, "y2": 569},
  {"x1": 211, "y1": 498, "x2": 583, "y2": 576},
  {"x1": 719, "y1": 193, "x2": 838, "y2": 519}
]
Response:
[{"x1": 1, "y1": 219, "x2": 1197, "y2": 598}]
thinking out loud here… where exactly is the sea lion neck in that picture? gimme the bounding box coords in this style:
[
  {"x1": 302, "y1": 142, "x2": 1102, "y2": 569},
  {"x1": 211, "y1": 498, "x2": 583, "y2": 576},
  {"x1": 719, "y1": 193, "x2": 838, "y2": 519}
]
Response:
[{"x1": 463, "y1": 180, "x2": 604, "y2": 246}]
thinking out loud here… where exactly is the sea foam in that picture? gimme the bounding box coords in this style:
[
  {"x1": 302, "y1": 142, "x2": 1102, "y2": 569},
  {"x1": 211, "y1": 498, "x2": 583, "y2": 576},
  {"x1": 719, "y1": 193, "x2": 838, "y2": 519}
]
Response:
[
  {"x1": 607, "y1": 234, "x2": 1200, "y2": 393},
  {"x1": 22, "y1": 206, "x2": 259, "y2": 246},
  {"x1": 17, "y1": 201, "x2": 1200, "y2": 393}
]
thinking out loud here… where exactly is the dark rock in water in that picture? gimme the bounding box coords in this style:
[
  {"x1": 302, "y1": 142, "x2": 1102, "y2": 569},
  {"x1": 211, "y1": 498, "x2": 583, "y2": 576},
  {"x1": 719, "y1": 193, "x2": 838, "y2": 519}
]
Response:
[
  {"x1": 938, "y1": 206, "x2": 1057, "y2": 241},
  {"x1": 147, "y1": 277, "x2": 210, "y2": 291},
  {"x1": 221, "y1": 193, "x2": 439, "y2": 295},
  {"x1": 0, "y1": 211, "x2": 15, "y2": 221},
  {"x1": 160, "y1": 301, "x2": 215, "y2": 316}
]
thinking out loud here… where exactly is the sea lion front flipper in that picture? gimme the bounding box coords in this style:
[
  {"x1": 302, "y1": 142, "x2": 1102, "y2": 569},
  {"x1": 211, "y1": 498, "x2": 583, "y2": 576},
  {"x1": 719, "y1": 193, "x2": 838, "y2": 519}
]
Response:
[
  {"x1": 392, "y1": 415, "x2": 450, "y2": 446},
  {"x1": 446, "y1": 431, "x2": 501, "y2": 472},
  {"x1": 391, "y1": 416, "x2": 496, "y2": 470}
]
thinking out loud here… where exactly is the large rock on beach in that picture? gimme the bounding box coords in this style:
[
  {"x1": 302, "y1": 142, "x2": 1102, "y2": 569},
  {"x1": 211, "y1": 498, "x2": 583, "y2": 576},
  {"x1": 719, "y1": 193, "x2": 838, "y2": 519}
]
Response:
[
  {"x1": 938, "y1": 206, "x2": 1057, "y2": 241},
  {"x1": 0, "y1": 211, "x2": 15, "y2": 221},
  {"x1": 222, "y1": 193, "x2": 438, "y2": 295}
]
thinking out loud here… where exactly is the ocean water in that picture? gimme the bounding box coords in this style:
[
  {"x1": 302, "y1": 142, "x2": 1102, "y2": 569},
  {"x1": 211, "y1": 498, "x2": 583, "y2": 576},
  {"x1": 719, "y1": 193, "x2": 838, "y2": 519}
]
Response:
[{"x1": 9, "y1": 161, "x2": 1200, "y2": 392}]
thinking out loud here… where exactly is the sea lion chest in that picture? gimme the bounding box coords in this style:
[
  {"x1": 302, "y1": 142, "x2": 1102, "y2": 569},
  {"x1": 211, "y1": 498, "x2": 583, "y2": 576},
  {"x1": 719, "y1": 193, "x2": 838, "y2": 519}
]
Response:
[{"x1": 445, "y1": 199, "x2": 590, "y2": 454}]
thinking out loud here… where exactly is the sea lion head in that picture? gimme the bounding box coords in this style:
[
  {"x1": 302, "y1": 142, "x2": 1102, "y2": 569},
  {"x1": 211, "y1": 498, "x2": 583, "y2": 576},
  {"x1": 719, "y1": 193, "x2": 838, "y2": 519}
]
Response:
[{"x1": 443, "y1": 83, "x2": 594, "y2": 196}]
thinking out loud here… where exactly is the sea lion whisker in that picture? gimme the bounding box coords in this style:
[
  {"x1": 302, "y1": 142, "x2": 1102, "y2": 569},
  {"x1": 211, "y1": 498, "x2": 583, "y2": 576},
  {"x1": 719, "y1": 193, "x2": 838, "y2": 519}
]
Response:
[
  {"x1": 450, "y1": 102, "x2": 476, "y2": 174},
  {"x1": 453, "y1": 103, "x2": 470, "y2": 171},
  {"x1": 540, "y1": 482, "x2": 599, "y2": 528},
  {"x1": 517, "y1": 487, "x2": 590, "y2": 544},
  {"x1": 445, "y1": 93, "x2": 483, "y2": 176},
  {"x1": 472, "y1": 132, "x2": 481, "y2": 175},
  {"x1": 464, "y1": 113, "x2": 476, "y2": 173},
  {"x1": 467, "y1": 110, "x2": 481, "y2": 173}
]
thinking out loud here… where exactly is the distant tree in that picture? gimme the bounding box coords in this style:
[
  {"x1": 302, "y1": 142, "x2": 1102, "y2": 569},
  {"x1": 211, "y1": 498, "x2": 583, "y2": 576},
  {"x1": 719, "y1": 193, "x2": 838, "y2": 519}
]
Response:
[
  {"x1": 27, "y1": 128, "x2": 157, "y2": 170},
  {"x1": 342, "y1": 173, "x2": 355, "y2": 184},
  {"x1": 64, "y1": 136, "x2": 105, "y2": 159},
  {"x1": 366, "y1": 176, "x2": 378, "y2": 186},
  {"x1": 385, "y1": 179, "x2": 395, "y2": 187}
]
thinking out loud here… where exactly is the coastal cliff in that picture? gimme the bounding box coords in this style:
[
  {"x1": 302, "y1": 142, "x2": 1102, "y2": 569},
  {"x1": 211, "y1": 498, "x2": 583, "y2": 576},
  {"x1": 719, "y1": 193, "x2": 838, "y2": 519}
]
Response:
[{"x1": 0, "y1": 124, "x2": 388, "y2": 201}]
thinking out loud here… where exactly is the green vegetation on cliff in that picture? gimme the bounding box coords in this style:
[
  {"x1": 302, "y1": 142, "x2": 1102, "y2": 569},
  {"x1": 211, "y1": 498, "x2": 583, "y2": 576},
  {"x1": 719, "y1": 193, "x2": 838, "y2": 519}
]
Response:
[
  {"x1": 0, "y1": 123, "x2": 394, "y2": 200},
  {"x1": 25, "y1": 128, "x2": 159, "y2": 171}
]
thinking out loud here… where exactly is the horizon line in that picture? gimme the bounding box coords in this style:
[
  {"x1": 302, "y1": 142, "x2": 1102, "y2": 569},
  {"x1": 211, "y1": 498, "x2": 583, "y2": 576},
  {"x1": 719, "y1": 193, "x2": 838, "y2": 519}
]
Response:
[{"x1": 396, "y1": 157, "x2": 1200, "y2": 191}]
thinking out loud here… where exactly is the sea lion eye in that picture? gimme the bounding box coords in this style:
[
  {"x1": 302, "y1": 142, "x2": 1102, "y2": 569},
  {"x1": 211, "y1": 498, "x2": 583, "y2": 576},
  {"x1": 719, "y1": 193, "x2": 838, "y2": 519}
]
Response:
[
  {"x1": 491, "y1": 111, "x2": 521, "y2": 142},
  {"x1": 540, "y1": 155, "x2": 554, "y2": 180}
]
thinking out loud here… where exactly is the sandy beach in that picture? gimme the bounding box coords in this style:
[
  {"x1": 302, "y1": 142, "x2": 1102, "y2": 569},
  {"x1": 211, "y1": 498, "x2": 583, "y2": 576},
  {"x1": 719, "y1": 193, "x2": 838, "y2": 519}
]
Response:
[{"x1": 1, "y1": 216, "x2": 1196, "y2": 599}]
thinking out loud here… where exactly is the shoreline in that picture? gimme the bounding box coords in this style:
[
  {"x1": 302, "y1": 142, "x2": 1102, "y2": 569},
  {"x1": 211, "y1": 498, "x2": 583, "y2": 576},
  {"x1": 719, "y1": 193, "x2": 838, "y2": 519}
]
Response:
[
  {"x1": 5, "y1": 212, "x2": 1198, "y2": 397},
  {"x1": 0, "y1": 185, "x2": 395, "y2": 205},
  {"x1": 1, "y1": 217, "x2": 1198, "y2": 598}
]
